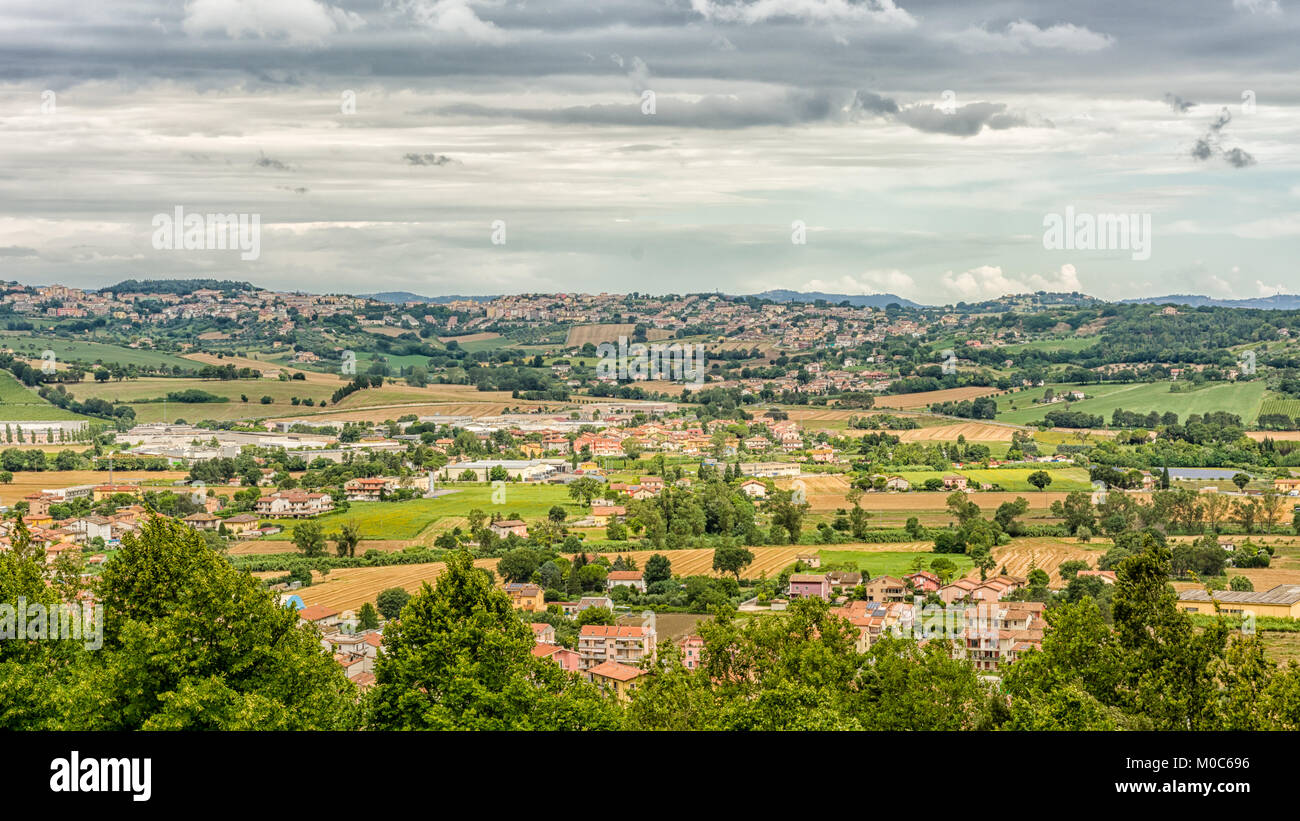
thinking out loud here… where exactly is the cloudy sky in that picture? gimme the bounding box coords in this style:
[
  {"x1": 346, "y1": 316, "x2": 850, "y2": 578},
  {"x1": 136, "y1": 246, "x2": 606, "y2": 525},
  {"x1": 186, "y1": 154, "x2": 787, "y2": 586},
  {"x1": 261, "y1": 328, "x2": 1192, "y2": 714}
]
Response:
[{"x1": 0, "y1": 0, "x2": 1297, "y2": 304}]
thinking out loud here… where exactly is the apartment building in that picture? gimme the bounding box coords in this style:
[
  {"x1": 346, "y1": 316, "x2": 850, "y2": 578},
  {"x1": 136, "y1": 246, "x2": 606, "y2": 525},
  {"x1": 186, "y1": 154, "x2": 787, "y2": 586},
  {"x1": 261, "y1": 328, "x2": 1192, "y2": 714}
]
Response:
[
  {"x1": 952, "y1": 601, "x2": 1046, "y2": 673},
  {"x1": 255, "y1": 491, "x2": 335, "y2": 518},
  {"x1": 577, "y1": 624, "x2": 656, "y2": 669}
]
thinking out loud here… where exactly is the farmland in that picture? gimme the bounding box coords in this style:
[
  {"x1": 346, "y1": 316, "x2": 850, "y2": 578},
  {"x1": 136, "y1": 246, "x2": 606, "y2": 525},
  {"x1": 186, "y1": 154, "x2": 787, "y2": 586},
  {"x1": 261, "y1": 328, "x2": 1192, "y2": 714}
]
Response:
[
  {"x1": 289, "y1": 546, "x2": 812, "y2": 611},
  {"x1": 817, "y1": 548, "x2": 974, "y2": 578},
  {"x1": 996, "y1": 380, "x2": 1268, "y2": 426},
  {"x1": 0, "y1": 469, "x2": 191, "y2": 505},
  {"x1": 1, "y1": 334, "x2": 196, "y2": 370},
  {"x1": 0, "y1": 371, "x2": 90, "y2": 421},
  {"x1": 257, "y1": 483, "x2": 579, "y2": 542},
  {"x1": 872, "y1": 386, "x2": 1003, "y2": 410}
]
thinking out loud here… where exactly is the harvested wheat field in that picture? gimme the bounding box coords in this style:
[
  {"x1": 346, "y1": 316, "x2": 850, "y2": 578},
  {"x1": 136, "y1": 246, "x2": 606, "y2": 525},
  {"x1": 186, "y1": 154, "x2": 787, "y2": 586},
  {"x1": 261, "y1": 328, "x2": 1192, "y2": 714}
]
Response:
[
  {"x1": 960, "y1": 537, "x2": 1106, "y2": 588},
  {"x1": 872, "y1": 386, "x2": 1002, "y2": 410},
  {"x1": 0, "y1": 470, "x2": 192, "y2": 505},
  {"x1": 289, "y1": 546, "x2": 808, "y2": 611},
  {"x1": 772, "y1": 475, "x2": 1069, "y2": 514},
  {"x1": 564, "y1": 324, "x2": 674, "y2": 347},
  {"x1": 896, "y1": 422, "x2": 1017, "y2": 442}
]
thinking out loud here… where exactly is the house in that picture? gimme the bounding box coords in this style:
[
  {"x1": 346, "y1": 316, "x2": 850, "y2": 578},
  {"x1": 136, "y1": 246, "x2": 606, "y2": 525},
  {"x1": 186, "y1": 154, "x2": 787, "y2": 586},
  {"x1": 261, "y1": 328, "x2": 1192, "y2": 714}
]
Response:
[
  {"x1": 788, "y1": 573, "x2": 831, "y2": 600},
  {"x1": 903, "y1": 571, "x2": 942, "y2": 593},
  {"x1": 795, "y1": 552, "x2": 821, "y2": 569},
  {"x1": 951, "y1": 601, "x2": 1046, "y2": 673},
  {"x1": 255, "y1": 491, "x2": 334, "y2": 518},
  {"x1": 606, "y1": 570, "x2": 646, "y2": 593},
  {"x1": 222, "y1": 513, "x2": 261, "y2": 536},
  {"x1": 827, "y1": 571, "x2": 863, "y2": 592},
  {"x1": 1178, "y1": 584, "x2": 1300, "y2": 619},
  {"x1": 1273, "y1": 477, "x2": 1300, "y2": 495},
  {"x1": 68, "y1": 515, "x2": 112, "y2": 543},
  {"x1": 489, "y1": 519, "x2": 529, "y2": 538},
  {"x1": 884, "y1": 475, "x2": 911, "y2": 491},
  {"x1": 504, "y1": 582, "x2": 545, "y2": 612},
  {"x1": 863, "y1": 575, "x2": 907, "y2": 603},
  {"x1": 577, "y1": 624, "x2": 656, "y2": 669},
  {"x1": 92, "y1": 484, "x2": 140, "y2": 502},
  {"x1": 590, "y1": 505, "x2": 627, "y2": 525},
  {"x1": 532, "y1": 642, "x2": 582, "y2": 672},
  {"x1": 584, "y1": 660, "x2": 646, "y2": 702},
  {"x1": 678, "y1": 635, "x2": 705, "y2": 670},
  {"x1": 183, "y1": 512, "x2": 220, "y2": 531},
  {"x1": 344, "y1": 476, "x2": 394, "y2": 501},
  {"x1": 297, "y1": 605, "x2": 341, "y2": 629},
  {"x1": 531, "y1": 622, "x2": 557, "y2": 644},
  {"x1": 739, "y1": 478, "x2": 768, "y2": 499},
  {"x1": 942, "y1": 474, "x2": 968, "y2": 491}
]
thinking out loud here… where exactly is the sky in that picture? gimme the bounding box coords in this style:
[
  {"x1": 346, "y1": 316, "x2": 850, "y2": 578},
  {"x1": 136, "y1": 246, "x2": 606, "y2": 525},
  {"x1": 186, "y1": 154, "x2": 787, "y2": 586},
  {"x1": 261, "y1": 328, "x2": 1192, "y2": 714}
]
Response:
[{"x1": 0, "y1": 0, "x2": 1297, "y2": 305}]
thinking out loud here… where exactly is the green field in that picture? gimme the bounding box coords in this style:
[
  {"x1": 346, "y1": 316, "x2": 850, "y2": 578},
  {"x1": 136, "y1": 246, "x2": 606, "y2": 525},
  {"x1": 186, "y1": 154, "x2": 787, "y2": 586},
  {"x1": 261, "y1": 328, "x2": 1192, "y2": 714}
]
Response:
[
  {"x1": 260, "y1": 482, "x2": 580, "y2": 541},
  {"x1": 1259, "y1": 397, "x2": 1300, "y2": 420},
  {"x1": 996, "y1": 380, "x2": 1267, "y2": 426},
  {"x1": 0, "y1": 334, "x2": 196, "y2": 370},
  {"x1": 999, "y1": 337, "x2": 1099, "y2": 354},
  {"x1": 0, "y1": 371, "x2": 91, "y2": 421},
  {"x1": 892, "y1": 467, "x2": 1091, "y2": 492},
  {"x1": 816, "y1": 549, "x2": 974, "y2": 578}
]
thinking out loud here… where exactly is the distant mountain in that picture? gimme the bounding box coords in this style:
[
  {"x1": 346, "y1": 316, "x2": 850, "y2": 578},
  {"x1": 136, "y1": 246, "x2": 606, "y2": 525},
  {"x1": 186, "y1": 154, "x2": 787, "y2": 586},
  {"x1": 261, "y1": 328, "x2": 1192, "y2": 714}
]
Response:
[
  {"x1": 745, "y1": 289, "x2": 921, "y2": 308},
  {"x1": 363, "y1": 291, "x2": 498, "y2": 304},
  {"x1": 1122, "y1": 293, "x2": 1300, "y2": 310}
]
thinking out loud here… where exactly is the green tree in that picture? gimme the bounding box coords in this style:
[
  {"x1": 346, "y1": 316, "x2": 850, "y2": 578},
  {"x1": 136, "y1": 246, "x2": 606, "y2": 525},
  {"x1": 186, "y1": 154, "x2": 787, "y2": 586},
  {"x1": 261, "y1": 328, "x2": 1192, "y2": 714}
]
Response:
[
  {"x1": 357, "y1": 602, "x2": 381, "y2": 631},
  {"x1": 712, "y1": 544, "x2": 755, "y2": 580},
  {"x1": 293, "y1": 521, "x2": 326, "y2": 557},
  {"x1": 376, "y1": 587, "x2": 412, "y2": 620},
  {"x1": 365, "y1": 551, "x2": 619, "y2": 730}
]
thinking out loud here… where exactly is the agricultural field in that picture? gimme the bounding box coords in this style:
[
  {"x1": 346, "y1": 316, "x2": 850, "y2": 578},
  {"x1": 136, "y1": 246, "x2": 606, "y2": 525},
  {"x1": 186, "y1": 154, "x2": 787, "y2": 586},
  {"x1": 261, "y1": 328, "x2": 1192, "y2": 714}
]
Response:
[
  {"x1": 895, "y1": 422, "x2": 1017, "y2": 442},
  {"x1": 872, "y1": 386, "x2": 1003, "y2": 410},
  {"x1": 996, "y1": 380, "x2": 1268, "y2": 426},
  {"x1": 888, "y1": 468, "x2": 1091, "y2": 493},
  {"x1": 0, "y1": 371, "x2": 89, "y2": 421},
  {"x1": 962, "y1": 537, "x2": 1109, "y2": 587},
  {"x1": 1259, "y1": 397, "x2": 1300, "y2": 419},
  {"x1": 817, "y1": 548, "x2": 974, "y2": 578},
  {"x1": 290, "y1": 545, "x2": 810, "y2": 611},
  {"x1": 257, "y1": 483, "x2": 579, "y2": 542},
  {"x1": 1, "y1": 334, "x2": 196, "y2": 370},
  {"x1": 563, "y1": 324, "x2": 674, "y2": 348},
  {"x1": 0, "y1": 470, "x2": 191, "y2": 505}
]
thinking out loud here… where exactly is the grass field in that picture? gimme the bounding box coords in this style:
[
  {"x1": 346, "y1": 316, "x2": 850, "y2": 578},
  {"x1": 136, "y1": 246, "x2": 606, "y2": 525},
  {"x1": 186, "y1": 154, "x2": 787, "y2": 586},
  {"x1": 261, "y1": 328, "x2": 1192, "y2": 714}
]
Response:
[
  {"x1": 996, "y1": 380, "x2": 1268, "y2": 426},
  {"x1": 258, "y1": 483, "x2": 579, "y2": 542},
  {"x1": 0, "y1": 371, "x2": 90, "y2": 421},
  {"x1": 817, "y1": 548, "x2": 974, "y2": 578},
  {"x1": 1, "y1": 334, "x2": 196, "y2": 370}
]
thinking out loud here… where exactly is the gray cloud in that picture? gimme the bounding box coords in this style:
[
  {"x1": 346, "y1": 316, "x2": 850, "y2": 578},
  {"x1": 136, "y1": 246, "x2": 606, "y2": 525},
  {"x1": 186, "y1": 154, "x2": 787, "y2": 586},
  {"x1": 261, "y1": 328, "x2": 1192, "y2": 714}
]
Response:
[
  {"x1": 1164, "y1": 92, "x2": 1196, "y2": 113},
  {"x1": 404, "y1": 153, "x2": 459, "y2": 166}
]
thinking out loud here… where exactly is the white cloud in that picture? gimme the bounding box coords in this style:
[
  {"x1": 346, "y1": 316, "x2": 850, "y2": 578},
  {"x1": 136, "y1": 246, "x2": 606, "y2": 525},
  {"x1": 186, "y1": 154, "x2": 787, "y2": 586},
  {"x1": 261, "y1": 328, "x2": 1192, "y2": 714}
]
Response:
[
  {"x1": 952, "y1": 20, "x2": 1115, "y2": 54},
  {"x1": 939, "y1": 264, "x2": 1082, "y2": 301},
  {"x1": 1233, "y1": 0, "x2": 1282, "y2": 16},
  {"x1": 688, "y1": 0, "x2": 917, "y2": 27},
  {"x1": 802, "y1": 269, "x2": 917, "y2": 297},
  {"x1": 399, "y1": 0, "x2": 509, "y2": 43},
  {"x1": 1229, "y1": 214, "x2": 1300, "y2": 239},
  {"x1": 182, "y1": 0, "x2": 363, "y2": 44}
]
